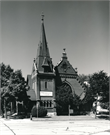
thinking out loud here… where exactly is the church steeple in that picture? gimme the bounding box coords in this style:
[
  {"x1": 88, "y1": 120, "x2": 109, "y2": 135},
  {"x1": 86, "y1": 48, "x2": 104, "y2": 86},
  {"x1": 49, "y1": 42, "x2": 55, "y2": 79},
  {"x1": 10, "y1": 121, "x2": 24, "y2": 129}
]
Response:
[
  {"x1": 37, "y1": 14, "x2": 50, "y2": 58},
  {"x1": 35, "y1": 14, "x2": 53, "y2": 72}
]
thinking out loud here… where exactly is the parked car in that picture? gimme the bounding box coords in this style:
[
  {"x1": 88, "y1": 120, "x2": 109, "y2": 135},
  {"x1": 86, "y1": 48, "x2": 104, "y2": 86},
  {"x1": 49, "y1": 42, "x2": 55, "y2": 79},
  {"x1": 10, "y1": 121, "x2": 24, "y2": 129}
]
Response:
[
  {"x1": 93, "y1": 101, "x2": 109, "y2": 117},
  {"x1": 96, "y1": 105, "x2": 109, "y2": 115},
  {"x1": 95, "y1": 102, "x2": 109, "y2": 118}
]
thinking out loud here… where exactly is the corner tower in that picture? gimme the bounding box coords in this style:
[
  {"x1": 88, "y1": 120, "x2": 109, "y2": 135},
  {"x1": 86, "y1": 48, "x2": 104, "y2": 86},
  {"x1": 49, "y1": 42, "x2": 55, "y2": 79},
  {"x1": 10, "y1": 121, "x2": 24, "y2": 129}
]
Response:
[{"x1": 31, "y1": 14, "x2": 56, "y2": 115}]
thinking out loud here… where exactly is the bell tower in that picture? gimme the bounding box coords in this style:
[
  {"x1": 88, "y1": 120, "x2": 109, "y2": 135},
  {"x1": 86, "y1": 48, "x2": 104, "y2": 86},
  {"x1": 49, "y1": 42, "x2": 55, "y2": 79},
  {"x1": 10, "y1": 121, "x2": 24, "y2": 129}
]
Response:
[{"x1": 31, "y1": 14, "x2": 56, "y2": 116}]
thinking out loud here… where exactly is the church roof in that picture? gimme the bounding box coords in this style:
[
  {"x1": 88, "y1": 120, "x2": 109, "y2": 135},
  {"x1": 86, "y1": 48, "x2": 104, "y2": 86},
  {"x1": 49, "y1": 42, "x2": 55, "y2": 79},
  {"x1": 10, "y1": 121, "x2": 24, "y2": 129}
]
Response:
[{"x1": 71, "y1": 78, "x2": 84, "y2": 96}]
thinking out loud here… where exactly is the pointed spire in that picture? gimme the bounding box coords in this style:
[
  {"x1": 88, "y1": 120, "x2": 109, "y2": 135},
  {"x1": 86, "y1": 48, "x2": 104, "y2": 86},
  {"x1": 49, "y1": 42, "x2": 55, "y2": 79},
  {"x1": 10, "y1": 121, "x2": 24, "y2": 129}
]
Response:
[
  {"x1": 36, "y1": 14, "x2": 53, "y2": 72},
  {"x1": 37, "y1": 13, "x2": 50, "y2": 57}
]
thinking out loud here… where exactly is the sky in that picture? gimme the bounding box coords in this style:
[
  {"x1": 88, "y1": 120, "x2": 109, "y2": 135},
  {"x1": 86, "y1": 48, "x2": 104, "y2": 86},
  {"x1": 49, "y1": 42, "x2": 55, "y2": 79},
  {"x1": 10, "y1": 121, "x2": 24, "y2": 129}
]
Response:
[{"x1": 1, "y1": 1, "x2": 109, "y2": 79}]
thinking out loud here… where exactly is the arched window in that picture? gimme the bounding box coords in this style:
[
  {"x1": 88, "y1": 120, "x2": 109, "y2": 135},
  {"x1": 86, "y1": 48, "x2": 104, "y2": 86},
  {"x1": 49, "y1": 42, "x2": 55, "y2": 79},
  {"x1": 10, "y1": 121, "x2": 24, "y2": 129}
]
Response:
[{"x1": 60, "y1": 83, "x2": 72, "y2": 94}]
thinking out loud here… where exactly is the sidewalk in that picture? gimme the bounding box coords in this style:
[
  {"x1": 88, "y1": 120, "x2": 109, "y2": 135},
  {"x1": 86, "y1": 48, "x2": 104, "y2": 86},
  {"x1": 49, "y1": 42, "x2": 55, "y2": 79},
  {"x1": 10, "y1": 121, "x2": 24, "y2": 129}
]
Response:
[
  {"x1": 0, "y1": 115, "x2": 110, "y2": 135},
  {"x1": 0, "y1": 119, "x2": 14, "y2": 135}
]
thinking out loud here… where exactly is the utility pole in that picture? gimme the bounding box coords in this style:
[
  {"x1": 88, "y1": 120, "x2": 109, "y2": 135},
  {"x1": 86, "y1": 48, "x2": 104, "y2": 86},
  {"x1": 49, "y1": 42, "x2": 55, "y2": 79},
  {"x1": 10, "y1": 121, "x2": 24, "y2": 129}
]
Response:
[
  {"x1": 4, "y1": 97, "x2": 7, "y2": 119},
  {"x1": 95, "y1": 93, "x2": 98, "y2": 119}
]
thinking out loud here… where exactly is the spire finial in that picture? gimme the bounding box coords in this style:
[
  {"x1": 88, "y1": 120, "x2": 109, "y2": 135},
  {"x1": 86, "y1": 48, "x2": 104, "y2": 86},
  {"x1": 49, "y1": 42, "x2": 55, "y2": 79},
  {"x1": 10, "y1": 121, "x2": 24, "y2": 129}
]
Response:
[
  {"x1": 41, "y1": 13, "x2": 44, "y2": 22},
  {"x1": 63, "y1": 48, "x2": 66, "y2": 53},
  {"x1": 33, "y1": 58, "x2": 35, "y2": 63},
  {"x1": 62, "y1": 48, "x2": 67, "y2": 59}
]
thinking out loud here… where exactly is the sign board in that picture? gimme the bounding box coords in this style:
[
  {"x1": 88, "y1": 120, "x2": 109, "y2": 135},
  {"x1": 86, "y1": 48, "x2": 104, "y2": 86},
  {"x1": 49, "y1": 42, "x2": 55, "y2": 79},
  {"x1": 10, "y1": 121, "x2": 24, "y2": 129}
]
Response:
[
  {"x1": 40, "y1": 91, "x2": 53, "y2": 96},
  {"x1": 69, "y1": 109, "x2": 73, "y2": 114}
]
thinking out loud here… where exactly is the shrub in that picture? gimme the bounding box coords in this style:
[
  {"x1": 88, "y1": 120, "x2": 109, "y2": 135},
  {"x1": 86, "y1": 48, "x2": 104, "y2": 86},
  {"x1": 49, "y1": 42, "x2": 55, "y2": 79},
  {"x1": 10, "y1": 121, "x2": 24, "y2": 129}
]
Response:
[{"x1": 31, "y1": 105, "x2": 47, "y2": 117}]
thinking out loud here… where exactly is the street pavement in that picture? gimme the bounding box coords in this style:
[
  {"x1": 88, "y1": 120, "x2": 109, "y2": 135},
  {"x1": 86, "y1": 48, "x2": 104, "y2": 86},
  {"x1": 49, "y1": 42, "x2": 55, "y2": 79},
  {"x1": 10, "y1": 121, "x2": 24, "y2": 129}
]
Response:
[{"x1": 0, "y1": 115, "x2": 110, "y2": 135}]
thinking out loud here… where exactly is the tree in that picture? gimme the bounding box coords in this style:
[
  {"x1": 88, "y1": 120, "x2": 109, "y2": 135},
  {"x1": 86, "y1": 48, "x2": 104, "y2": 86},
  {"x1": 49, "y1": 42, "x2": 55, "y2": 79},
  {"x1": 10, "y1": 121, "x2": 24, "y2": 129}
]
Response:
[
  {"x1": 1, "y1": 63, "x2": 13, "y2": 87},
  {"x1": 72, "y1": 94, "x2": 82, "y2": 114},
  {"x1": 56, "y1": 83, "x2": 84, "y2": 115},
  {"x1": 8, "y1": 70, "x2": 29, "y2": 102},
  {"x1": 78, "y1": 74, "x2": 89, "y2": 84},
  {"x1": 89, "y1": 70, "x2": 109, "y2": 102},
  {"x1": 0, "y1": 63, "x2": 29, "y2": 117},
  {"x1": 56, "y1": 83, "x2": 73, "y2": 115},
  {"x1": 81, "y1": 71, "x2": 109, "y2": 112},
  {"x1": 0, "y1": 63, "x2": 14, "y2": 116}
]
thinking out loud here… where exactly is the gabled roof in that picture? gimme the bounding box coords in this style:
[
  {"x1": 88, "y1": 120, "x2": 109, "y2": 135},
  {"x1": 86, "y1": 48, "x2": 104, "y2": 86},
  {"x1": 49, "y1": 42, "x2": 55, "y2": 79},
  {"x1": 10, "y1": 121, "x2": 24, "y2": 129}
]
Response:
[
  {"x1": 56, "y1": 60, "x2": 77, "y2": 75},
  {"x1": 55, "y1": 49, "x2": 77, "y2": 75}
]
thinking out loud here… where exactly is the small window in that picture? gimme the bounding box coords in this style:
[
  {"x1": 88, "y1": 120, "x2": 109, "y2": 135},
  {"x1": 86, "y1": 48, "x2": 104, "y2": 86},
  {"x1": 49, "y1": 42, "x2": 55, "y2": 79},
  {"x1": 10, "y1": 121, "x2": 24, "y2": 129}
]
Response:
[{"x1": 45, "y1": 82, "x2": 47, "y2": 89}]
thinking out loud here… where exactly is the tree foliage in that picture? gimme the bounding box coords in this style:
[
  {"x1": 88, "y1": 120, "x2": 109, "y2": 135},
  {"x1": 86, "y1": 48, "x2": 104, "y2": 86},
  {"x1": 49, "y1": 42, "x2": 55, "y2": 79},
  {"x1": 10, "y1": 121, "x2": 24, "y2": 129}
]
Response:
[
  {"x1": 72, "y1": 94, "x2": 81, "y2": 106},
  {"x1": 56, "y1": 83, "x2": 73, "y2": 115},
  {"x1": 89, "y1": 70, "x2": 109, "y2": 102},
  {"x1": 0, "y1": 63, "x2": 29, "y2": 115},
  {"x1": 82, "y1": 70, "x2": 109, "y2": 105},
  {"x1": 78, "y1": 74, "x2": 91, "y2": 84},
  {"x1": 56, "y1": 83, "x2": 73, "y2": 107},
  {"x1": 8, "y1": 70, "x2": 28, "y2": 102},
  {"x1": 78, "y1": 71, "x2": 109, "y2": 112},
  {"x1": 1, "y1": 63, "x2": 13, "y2": 87}
]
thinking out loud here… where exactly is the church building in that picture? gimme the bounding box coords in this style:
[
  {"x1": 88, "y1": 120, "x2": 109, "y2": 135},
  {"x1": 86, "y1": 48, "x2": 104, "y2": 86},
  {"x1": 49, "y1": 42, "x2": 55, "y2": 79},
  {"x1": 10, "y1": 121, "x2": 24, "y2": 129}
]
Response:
[{"x1": 27, "y1": 15, "x2": 85, "y2": 116}]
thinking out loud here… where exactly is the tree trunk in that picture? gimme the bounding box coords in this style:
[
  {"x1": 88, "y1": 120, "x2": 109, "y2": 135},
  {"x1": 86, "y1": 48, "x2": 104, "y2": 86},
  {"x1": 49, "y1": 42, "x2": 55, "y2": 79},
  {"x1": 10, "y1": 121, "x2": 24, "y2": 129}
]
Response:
[
  {"x1": 10, "y1": 102, "x2": 13, "y2": 115},
  {"x1": 16, "y1": 101, "x2": 18, "y2": 114}
]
